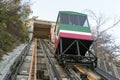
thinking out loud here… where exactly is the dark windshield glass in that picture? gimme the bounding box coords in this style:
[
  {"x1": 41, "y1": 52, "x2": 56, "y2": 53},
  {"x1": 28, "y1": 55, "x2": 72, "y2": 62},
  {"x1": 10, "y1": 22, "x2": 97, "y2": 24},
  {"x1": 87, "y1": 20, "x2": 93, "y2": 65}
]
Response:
[
  {"x1": 60, "y1": 13, "x2": 69, "y2": 24},
  {"x1": 78, "y1": 16, "x2": 87, "y2": 26},
  {"x1": 60, "y1": 13, "x2": 88, "y2": 27},
  {"x1": 69, "y1": 15, "x2": 79, "y2": 25}
]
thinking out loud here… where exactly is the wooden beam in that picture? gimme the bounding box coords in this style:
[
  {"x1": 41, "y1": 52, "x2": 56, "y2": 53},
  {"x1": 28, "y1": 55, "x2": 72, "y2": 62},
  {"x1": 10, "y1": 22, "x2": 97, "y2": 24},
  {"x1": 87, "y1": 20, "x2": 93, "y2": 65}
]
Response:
[
  {"x1": 74, "y1": 65, "x2": 101, "y2": 80},
  {"x1": 28, "y1": 38, "x2": 37, "y2": 80}
]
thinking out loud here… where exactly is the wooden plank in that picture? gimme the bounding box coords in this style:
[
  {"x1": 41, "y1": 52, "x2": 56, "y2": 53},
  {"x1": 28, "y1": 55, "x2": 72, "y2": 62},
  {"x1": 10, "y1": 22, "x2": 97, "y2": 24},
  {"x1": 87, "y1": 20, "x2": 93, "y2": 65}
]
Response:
[
  {"x1": 74, "y1": 65, "x2": 101, "y2": 80},
  {"x1": 28, "y1": 38, "x2": 37, "y2": 80}
]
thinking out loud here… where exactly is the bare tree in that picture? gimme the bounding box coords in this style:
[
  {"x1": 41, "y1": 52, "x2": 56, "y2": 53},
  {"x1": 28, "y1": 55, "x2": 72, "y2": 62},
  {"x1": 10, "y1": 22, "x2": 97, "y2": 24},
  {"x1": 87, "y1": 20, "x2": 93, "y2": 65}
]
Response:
[{"x1": 84, "y1": 10, "x2": 120, "y2": 62}]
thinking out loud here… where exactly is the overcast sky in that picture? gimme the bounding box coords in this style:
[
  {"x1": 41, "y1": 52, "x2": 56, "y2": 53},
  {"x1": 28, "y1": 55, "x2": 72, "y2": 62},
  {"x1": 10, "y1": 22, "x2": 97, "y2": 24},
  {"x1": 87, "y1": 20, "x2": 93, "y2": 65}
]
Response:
[
  {"x1": 30, "y1": 0, "x2": 120, "y2": 43},
  {"x1": 30, "y1": 0, "x2": 120, "y2": 21}
]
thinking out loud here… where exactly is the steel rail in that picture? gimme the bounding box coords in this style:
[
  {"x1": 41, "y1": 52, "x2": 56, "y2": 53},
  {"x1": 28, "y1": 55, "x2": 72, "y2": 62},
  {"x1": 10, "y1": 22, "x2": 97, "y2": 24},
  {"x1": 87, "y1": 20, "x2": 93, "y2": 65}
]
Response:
[
  {"x1": 43, "y1": 40, "x2": 83, "y2": 80},
  {"x1": 12, "y1": 41, "x2": 32, "y2": 80},
  {"x1": 64, "y1": 65, "x2": 81, "y2": 80},
  {"x1": 39, "y1": 39, "x2": 62, "y2": 80},
  {"x1": 3, "y1": 40, "x2": 32, "y2": 80},
  {"x1": 45, "y1": 40, "x2": 54, "y2": 54}
]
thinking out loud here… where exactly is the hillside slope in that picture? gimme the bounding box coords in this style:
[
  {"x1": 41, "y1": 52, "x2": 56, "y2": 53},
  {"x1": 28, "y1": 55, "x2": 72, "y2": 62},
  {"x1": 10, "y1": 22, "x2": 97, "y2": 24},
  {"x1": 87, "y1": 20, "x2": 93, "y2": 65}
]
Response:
[{"x1": 0, "y1": 0, "x2": 31, "y2": 60}]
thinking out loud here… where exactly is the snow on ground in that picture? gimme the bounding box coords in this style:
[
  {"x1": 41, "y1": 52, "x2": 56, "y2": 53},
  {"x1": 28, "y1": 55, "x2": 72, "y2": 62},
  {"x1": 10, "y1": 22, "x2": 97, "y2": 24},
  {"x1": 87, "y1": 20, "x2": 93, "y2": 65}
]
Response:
[{"x1": 0, "y1": 43, "x2": 27, "y2": 80}]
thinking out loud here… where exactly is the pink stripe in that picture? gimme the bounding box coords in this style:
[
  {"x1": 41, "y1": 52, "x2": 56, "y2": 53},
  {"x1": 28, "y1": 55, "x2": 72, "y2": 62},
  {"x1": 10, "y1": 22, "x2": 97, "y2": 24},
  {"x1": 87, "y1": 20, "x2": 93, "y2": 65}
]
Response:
[
  {"x1": 60, "y1": 32, "x2": 93, "y2": 40},
  {"x1": 54, "y1": 37, "x2": 60, "y2": 51},
  {"x1": 54, "y1": 32, "x2": 93, "y2": 52}
]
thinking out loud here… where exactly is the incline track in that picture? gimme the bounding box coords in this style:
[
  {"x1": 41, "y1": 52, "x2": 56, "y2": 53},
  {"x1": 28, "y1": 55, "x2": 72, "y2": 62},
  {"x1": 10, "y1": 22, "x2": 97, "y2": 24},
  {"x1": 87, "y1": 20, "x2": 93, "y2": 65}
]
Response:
[
  {"x1": 40, "y1": 39, "x2": 61, "y2": 80},
  {"x1": 38, "y1": 39, "x2": 102, "y2": 80},
  {"x1": 38, "y1": 39, "x2": 69, "y2": 80},
  {"x1": 3, "y1": 41, "x2": 32, "y2": 80},
  {"x1": 4, "y1": 39, "x2": 116, "y2": 80},
  {"x1": 28, "y1": 39, "x2": 69, "y2": 80}
]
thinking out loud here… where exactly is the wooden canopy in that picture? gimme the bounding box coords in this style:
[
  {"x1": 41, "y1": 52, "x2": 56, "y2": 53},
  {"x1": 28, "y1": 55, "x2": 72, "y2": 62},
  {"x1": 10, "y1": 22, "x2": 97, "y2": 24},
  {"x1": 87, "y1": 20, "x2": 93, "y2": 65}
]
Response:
[{"x1": 33, "y1": 20, "x2": 51, "y2": 40}]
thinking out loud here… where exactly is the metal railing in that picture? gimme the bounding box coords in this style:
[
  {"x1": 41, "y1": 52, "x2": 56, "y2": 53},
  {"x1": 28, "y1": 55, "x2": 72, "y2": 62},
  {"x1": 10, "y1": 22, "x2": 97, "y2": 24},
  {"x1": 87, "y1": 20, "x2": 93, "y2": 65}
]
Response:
[{"x1": 97, "y1": 58, "x2": 120, "y2": 80}]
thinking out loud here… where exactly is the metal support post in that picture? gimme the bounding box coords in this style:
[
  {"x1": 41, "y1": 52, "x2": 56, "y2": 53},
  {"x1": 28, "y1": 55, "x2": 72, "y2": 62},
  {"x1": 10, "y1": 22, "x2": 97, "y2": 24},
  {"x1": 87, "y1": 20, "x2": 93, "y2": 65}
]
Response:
[
  {"x1": 60, "y1": 38, "x2": 62, "y2": 54},
  {"x1": 76, "y1": 40, "x2": 80, "y2": 56}
]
